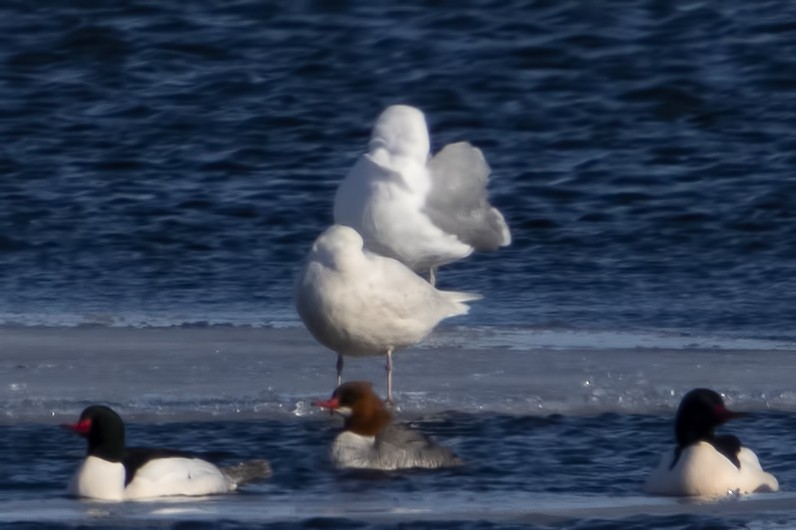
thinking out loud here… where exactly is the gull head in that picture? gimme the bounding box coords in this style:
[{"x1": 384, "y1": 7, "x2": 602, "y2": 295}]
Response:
[
  {"x1": 310, "y1": 225, "x2": 364, "y2": 263},
  {"x1": 368, "y1": 105, "x2": 430, "y2": 164}
]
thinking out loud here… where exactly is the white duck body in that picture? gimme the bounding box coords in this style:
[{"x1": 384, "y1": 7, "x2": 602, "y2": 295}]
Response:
[
  {"x1": 122, "y1": 457, "x2": 234, "y2": 500},
  {"x1": 644, "y1": 442, "x2": 779, "y2": 497},
  {"x1": 68, "y1": 454, "x2": 233, "y2": 501}
]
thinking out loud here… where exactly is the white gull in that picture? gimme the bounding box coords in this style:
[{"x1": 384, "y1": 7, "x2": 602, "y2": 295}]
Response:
[
  {"x1": 294, "y1": 225, "x2": 480, "y2": 402},
  {"x1": 334, "y1": 104, "x2": 511, "y2": 284}
]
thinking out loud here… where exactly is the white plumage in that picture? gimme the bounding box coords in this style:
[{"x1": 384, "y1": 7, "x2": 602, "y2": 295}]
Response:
[
  {"x1": 644, "y1": 388, "x2": 779, "y2": 497},
  {"x1": 66, "y1": 405, "x2": 270, "y2": 501},
  {"x1": 645, "y1": 442, "x2": 779, "y2": 497},
  {"x1": 295, "y1": 225, "x2": 480, "y2": 400},
  {"x1": 68, "y1": 456, "x2": 126, "y2": 501},
  {"x1": 122, "y1": 457, "x2": 233, "y2": 500},
  {"x1": 334, "y1": 105, "x2": 510, "y2": 283}
]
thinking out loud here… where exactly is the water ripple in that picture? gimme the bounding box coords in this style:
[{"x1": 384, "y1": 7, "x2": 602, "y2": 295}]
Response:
[{"x1": 0, "y1": 0, "x2": 793, "y2": 335}]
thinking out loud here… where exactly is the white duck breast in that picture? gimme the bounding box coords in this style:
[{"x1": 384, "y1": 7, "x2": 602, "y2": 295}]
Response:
[
  {"x1": 644, "y1": 442, "x2": 779, "y2": 497},
  {"x1": 123, "y1": 457, "x2": 234, "y2": 500},
  {"x1": 334, "y1": 105, "x2": 510, "y2": 277},
  {"x1": 68, "y1": 455, "x2": 126, "y2": 501}
]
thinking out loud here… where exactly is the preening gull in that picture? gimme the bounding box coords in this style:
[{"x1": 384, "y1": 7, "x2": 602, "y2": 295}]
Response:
[
  {"x1": 334, "y1": 105, "x2": 511, "y2": 284},
  {"x1": 294, "y1": 225, "x2": 481, "y2": 402}
]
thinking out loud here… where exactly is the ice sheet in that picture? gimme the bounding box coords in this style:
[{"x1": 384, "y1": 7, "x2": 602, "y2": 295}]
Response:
[
  {"x1": 2, "y1": 491, "x2": 796, "y2": 526},
  {"x1": 2, "y1": 326, "x2": 795, "y2": 422}
]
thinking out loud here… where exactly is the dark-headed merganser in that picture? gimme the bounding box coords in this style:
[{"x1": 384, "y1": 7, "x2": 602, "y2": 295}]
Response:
[
  {"x1": 314, "y1": 381, "x2": 463, "y2": 470},
  {"x1": 645, "y1": 388, "x2": 778, "y2": 497},
  {"x1": 66, "y1": 405, "x2": 271, "y2": 501}
]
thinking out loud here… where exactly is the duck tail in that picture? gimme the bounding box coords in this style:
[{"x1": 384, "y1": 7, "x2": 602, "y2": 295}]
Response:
[{"x1": 222, "y1": 459, "x2": 272, "y2": 486}]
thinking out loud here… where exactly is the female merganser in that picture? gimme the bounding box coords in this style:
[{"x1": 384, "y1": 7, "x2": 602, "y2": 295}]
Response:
[
  {"x1": 333, "y1": 104, "x2": 511, "y2": 285},
  {"x1": 314, "y1": 381, "x2": 463, "y2": 470},
  {"x1": 295, "y1": 224, "x2": 480, "y2": 403},
  {"x1": 65, "y1": 405, "x2": 271, "y2": 501},
  {"x1": 644, "y1": 388, "x2": 778, "y2": 497}
]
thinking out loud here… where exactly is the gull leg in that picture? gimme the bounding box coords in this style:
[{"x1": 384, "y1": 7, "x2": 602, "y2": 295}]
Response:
[
  {"x1": 428, "y1": 267, "x2": 437, "y2": 286},
  {"x1": 336, "y1": 353, "x2": 344, "y2": 387},
  {"x1": 385, "y1": 347, "x2": 394, "y2": 406}
]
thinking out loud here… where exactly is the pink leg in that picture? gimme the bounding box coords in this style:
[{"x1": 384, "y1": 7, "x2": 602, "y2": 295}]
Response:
[
  {"x1": 336, "y1": 353, "x2": 344, "y2": 387},
  {"x1": 385, "y1": 347, "x2": 394, "y2": 405}
]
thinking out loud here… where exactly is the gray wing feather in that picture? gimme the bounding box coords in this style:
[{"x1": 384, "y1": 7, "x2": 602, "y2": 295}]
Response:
[
  {"x1": 376, "y1": 424, "x2": 462, "y2": 469},
  {"x1": 425, "y1": 142, "x2": 511, "y2": 250}
]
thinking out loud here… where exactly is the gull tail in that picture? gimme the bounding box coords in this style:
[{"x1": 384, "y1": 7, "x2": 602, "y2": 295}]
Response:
[
  {"x1": 439, "y1": 290, "x2": 483, "y2": 316},
  {"x1": 222, "y1": 459, "x2": 272, "y2": 487},
  {"x1": 491, "y1": 208, "x2": 512, "y2": 247}
]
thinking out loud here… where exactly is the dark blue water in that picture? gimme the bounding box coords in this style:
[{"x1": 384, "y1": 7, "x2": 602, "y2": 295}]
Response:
[
  {"x1": 0, "y1": 0, "x2": 794, "y2": 335},
  {"x1": 2, "y1": 412, "x2": 795, "y2": 528}
]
